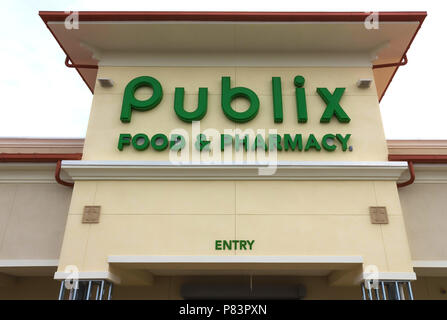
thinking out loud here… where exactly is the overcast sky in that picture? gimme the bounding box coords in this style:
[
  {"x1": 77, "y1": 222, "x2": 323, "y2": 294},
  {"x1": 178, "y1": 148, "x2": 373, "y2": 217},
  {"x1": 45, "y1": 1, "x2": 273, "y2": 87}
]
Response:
[{"x1": 1, "y1": 0, "x2": 445, "y2": 139}]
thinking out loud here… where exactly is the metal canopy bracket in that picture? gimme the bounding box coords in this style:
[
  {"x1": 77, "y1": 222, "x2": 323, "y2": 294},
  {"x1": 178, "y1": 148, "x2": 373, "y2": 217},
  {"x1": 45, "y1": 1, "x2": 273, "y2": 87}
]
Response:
[
  {"x1": 361, "y1": 280, "x2": 414, "y2": 300},
  {"x1": 58, "y1": 279, "x2": 113, "y2": 300}
]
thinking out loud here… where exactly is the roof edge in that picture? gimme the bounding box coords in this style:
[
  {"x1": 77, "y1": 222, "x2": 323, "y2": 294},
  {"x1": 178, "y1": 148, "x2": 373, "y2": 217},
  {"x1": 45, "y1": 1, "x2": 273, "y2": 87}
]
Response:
[
  {"x1": 0, "y1": 153, "x2": 82, "y2": 163},
  {"x1": 378, "y1": 12, "x2": 426, "y2": 102},
  {"x1": 39, "y1": 11, "x2": 427, "y2": 23},
  {"x1": 38, "y1": 11, "x2": 427, "y2": 98}
]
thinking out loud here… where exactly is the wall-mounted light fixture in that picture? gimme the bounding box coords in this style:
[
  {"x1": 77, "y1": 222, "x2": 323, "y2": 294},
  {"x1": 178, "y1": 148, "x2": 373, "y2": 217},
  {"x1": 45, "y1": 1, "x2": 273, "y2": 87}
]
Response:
[
  {"x1": 357, "y1": 79, "x2": 373, "y2": 88},
  {"x1": 98, "y1": 78, "x2": 114, "y2": 88}
]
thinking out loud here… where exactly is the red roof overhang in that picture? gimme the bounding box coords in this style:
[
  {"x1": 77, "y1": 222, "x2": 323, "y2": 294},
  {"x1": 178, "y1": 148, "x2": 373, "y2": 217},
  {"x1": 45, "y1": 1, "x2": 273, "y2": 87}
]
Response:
[
  {"x1": 39, "y1": 11, "x2": 426, "y2": 23},
  {"x1": 39, "y1": 11, "x2": 427, "y2": 99}
]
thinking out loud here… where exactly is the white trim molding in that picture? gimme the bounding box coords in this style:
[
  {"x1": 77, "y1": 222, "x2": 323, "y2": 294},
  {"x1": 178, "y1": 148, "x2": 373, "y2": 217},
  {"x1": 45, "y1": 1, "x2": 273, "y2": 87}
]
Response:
[
  {"x1": 0, "y1": 163, "x2": 72, "y2": 184},
  {"x1": 0, "y1": 259, "x2": 59, "y2": 267},
  {"x1": 398, "y1": 164, "x2": 447, "y2": 184},
  {"x1": 412, "y1": 260, "x2": 447, "y2": 277},
  {"x1": 54, "y1": 271, "x2": 121, "y2": 284},
  {"x1": 62, "y1": 160, "x2": 408, "y2": 181},
  {"x1": 0, "y1": 260, "x2": 58, "y2": 280},
  {"x1": 413, "y1": 260, "x2": 447, "y2": 268},
  {"x1": 361, "y1": 272, "x2": 417, "y2": 281},
  {"x1": 108, "y1": 255, "x2": 363, "y2": 277}
]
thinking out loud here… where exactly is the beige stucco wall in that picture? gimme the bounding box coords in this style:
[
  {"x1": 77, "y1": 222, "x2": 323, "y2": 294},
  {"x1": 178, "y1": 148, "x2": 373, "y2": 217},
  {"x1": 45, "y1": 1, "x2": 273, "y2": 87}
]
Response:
[
  {"x1": 59, "y1": 180, "x2": 412, "y2": 276},
  {"x1": 83, "y1": 66, "x2": 387, "y2": 161},
  {"x1": 399, "y1": 183, "x2": 447, "y2": 260},
  {"x1": 56, "y1": 65, "x2": 414, "y2": 285},
  {"x1": 0, "y1": 183, "x2": 71, "y2": 260}
]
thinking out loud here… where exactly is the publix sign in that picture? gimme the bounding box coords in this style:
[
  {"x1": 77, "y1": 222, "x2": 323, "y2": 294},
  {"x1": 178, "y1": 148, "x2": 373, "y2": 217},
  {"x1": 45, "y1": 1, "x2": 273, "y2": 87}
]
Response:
[{"x1": 117, "y1": 75, "x2": 352, "y2": 153}]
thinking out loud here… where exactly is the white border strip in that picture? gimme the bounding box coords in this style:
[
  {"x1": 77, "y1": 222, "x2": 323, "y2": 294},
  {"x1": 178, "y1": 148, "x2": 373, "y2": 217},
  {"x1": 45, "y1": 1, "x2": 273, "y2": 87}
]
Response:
[
  {"x1": 108, "y1": 255, "x2": 363, "y2": 264},
  {"x1": 54, "y1": 271, "x2": 121, "y2": 284},
  {"x1": 0, "y1": 163, "x2": 72, "y2": 184},
  {"x1": 362, "y1": 272, "x2": 416, "y2": 281},
  {"x1": 414, "y1": 164, "x2": 447, "y2": 184},
  {"x1": 62, "y1": 161, "x2": 408, "y2": 181},
  {"x1": 413, "y1": 260, "x2": 447, "y2": 268},
  {"x1": 0, "y1": 259, "x2": 58, "y2": 267},
  {"x1": 63, "y1": 160, "x2": 408, "y2": 167}
]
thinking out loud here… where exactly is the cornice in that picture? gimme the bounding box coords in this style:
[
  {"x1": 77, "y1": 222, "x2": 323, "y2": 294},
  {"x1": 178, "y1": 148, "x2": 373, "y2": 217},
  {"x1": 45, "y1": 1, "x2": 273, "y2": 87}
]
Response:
[{"x1": 61, "y1": 160, "x2": 407, "y2": 181}]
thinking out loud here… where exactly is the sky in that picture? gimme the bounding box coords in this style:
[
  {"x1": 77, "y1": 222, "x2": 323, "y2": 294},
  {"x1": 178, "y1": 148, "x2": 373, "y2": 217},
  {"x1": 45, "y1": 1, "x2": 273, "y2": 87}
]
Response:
[{"x1": 1, "y1": 0, "x2": 446, "y2": 139}]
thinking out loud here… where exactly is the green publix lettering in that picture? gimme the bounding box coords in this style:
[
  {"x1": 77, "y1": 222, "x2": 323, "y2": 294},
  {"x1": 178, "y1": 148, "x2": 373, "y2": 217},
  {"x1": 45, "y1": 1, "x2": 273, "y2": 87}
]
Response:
[
  {"x1": 117, "y1": 75, "x2": 353, "y2": 153},
  {"x1": 120, "y1": 75, "x2": 351, "y2": 124}
]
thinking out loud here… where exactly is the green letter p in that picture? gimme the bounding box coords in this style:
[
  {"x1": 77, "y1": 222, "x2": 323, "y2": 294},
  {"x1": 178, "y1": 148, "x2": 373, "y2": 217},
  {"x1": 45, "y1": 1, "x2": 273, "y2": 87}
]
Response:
[{"x1": 120, "y1": 76, "x2": 163, "y2": 123}]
